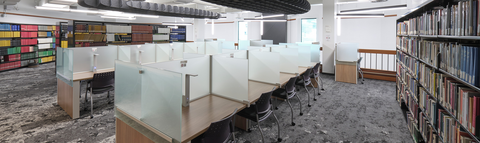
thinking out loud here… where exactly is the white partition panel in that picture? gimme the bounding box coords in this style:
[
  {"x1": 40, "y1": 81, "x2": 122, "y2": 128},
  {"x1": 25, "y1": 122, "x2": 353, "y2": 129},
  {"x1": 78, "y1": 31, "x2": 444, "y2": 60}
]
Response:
[
  {"x1": 145, "y1": 56, "x2": 210, "y2": 101},
  {"x1": 272, "y1": 47, "x2": 298, "y2": 74},
  {"x1": 134, "y1": 44, "x2": 156, "y2": 65},
  {"x1": 184, "y1": 43, "x2": 198, "y2": 53},
  {"x1": 72, "y1": 47, "x2": 94, "y2": 72},
  {"x1": 205, "y1": 41, "x2": 221, "y2": 55},
  {"x1": 220, "y1": 49, "x2": 247, "y2": 59},
  {"x1": 279, "y1": 43, "x2": 296, "y2": 46},
  {"x1": 337, "y1": 43, "x2": 359, "y2": 62},
  {"x1": 248, "y1": 46, "x2": 263, "y2": 51},
  {"x1": 248, "y1": 51, "x2": 280, "y2": 84},
  {"x1": 95, "y1": 46, "x2": 118, "y2": 70},
  {"x1": 297, "y1": 43, "x2": 321, "y2": 63},
  {"x1": 172, "y1": 43, "x2": 184, "y2": 60},
  {"x1": 156, "y1": 44, "x2": 171, "y2": 62},
  {"x1": 289, "y1": 45, "x2": 312, "y2": 67},
  {"x1": 118, "y1": 46, "x2": 132, "y2": 62},
  {"x1": 221, "y1": 41, "x2": 235, "y2": 50},
  {"x1": 212, "y1": 56, "x2": 248, "y2": 102},
  {"x1": 115, "y1": 61, "x2": 143, "y2": 118},
  {"x1": 260, "y1": 47, "x2": 270, "y2": 52},
  {"x1": 261, "y1": 40, "x2": 273, "y2": 46},
  {"x1": 184, "y1": 53, "x2": 205, "y2": 59},
  {"x1": 238, "y1": 40, "x2": 250, "y2": 50},
  {"x1": 197, "y1": 42, "x2": 205, "y2": 54},
  {"x1": 250, "y1": 41, "x2": 264, "y2": 46}
]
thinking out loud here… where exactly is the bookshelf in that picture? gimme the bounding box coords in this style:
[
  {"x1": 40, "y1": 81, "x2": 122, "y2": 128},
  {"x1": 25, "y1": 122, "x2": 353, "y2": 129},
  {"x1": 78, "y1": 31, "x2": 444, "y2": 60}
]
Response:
[
  {"x1": 0, "y1": 22, "x2": 56, "y2": 72},
  {"x1": 67, "y1": 20, "x2": 176, "y2": 47},
  {"x1": 396, "y1": 0, "x2": 480, "y2": 142}
]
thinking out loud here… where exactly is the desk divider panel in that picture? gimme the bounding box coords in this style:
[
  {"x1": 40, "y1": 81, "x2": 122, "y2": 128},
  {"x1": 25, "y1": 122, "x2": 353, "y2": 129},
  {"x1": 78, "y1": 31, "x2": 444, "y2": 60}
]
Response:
[
  {"x1": 145, "y1": 56, "x2": 210, "y2": 101},
  {"x1": 134, "y1": 44, "x2": 156, "y2": 65},
  {"x1": 117, "y1": 46, "x2": 132, "y2": 63},
  {"x1": 261, "y1": 40, "x2": 273, "y2": 46},
  {"x1": 183, "y1": 53, "x2": 206, "y2": 59},
  {"x1": 56, "y1": 48, "x2": 74, "y2": 86},
  {"x1": 238, "y1": 40, "x2": 250, "y2": 50},
  {"x1": 156, "y1": 44, "x2": 171, "y2": 63},
  {"x1": 272, "y1": 47, "x2": 298, "y2": 74},
  {"x1": 197, "y1": 42, "x2": 206, "y2": 54},
  {"x1": 212, "y1": 56, "x2": 249, "y2": 102},
  {"x1": 115, "y1": 60, "x2": 183, "y2": 141},
  {"x1": 172, "y1": 43, "x2": 184, "y2": 60},
  {"x1": 221, "y1": 41, "x2": 235, "y2": 50},
  {"x1": 71, "y1": 47, "x2": 94, "y2": 73},
  {"x1": 248, "y1": 51, "x2": 280, "y2": 84},
  {"x1": 250, "y1": 41, "x2": 263, "y2": 47},
  {"x1": 288, "y1": 45, "x2": 311, "y2": 67},
  {"x1": 248, "y1": 46, "x2": 263, "y2": 51},
  {"x1": 297, "y1": 43, "x2": 321, "y2": 63},
  {"x1": 220, "y1": 49, "x2": 247, "y2": 59},
  {"x1": 205, "y1": 41, "x2": 221, "y2": 55},
  {"x1": 95, "y1": 46, "x2": 118, "y2": 70},
  {"x1": 279, "y1": 43, "x2": 296, "y2": 46},
  {"x1": 184, "y1": 43, "x2": 198, "y2": 54}
]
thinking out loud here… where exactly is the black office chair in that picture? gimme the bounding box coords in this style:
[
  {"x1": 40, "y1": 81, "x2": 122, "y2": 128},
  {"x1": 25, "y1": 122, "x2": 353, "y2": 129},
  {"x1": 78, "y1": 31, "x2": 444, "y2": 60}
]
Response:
[
  {"x1": 84, "y1": 71, "x2": 115, "y2": 118},
  {"x1": 192, "y1": 108, "x2": 238, "y2": 143},
  {"x1": 358, "y1": 57, "x2": 364, "y2": 84},
  {"x1": 272, "y1": 76, "x2": 303, "y2": 126},
  {"x1": 237, "y1": 89, "x2": 282, "y2": 143},
  {"x1": 295, "y1": 68, "x2": 315, "y2": 107},
  {"x1": 309, "y1": 62, "x2": 325, "y2": 97}
]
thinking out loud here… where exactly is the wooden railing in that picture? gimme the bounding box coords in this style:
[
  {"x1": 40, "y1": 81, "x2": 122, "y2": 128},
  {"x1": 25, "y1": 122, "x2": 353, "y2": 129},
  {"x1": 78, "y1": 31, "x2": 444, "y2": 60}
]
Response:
[{"x1": 357, "y1": 49, "x2": 396, "y2": 81}]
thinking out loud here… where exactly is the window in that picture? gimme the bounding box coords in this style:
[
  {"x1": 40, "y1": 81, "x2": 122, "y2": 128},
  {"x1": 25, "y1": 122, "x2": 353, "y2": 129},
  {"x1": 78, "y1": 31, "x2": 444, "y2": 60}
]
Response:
[
  {"x1": 238, "y1": 22, "x2": 248, "y2": 41},
  {"x1": 301, "y1": 18, "x2": 317, "y2": 43}
]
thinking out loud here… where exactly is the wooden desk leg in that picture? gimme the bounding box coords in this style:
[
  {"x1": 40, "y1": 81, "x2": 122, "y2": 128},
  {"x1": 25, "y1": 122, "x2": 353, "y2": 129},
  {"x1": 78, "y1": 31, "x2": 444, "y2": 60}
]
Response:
[
  {"x1": 235, "y1": 115, "x2": 248, "y2": 131},
  {"x1": 57, "y1": 79, "x2": 80, "y2": 119},
  {"x1": 116, "y1": 118, "x2": 155, "y2": 143}
]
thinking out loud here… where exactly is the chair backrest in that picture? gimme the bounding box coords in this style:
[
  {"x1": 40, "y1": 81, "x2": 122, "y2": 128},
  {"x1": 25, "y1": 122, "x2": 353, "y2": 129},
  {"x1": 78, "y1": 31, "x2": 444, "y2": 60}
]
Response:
[
  {"x1": 202, "y1": 108, "x2": 238, "y2": 143},
  {"x1": 285, "y1": 76, "x2": 297, "y2": 93},
  {"x1": 91, "y1": 71, "x2": 115, "y2": 89},
  {"x1": 255, "y1": 90, "x2": 274, "y2": 114},
  {"x1": 358, "y1": 57, "x2": 363, "y2": 64},
  {"x1": 311, "y1": 62, "x2": 320, "y2": 74},
  {"x1": 302, "y1": 68, "x2": 312, "y2": 81}
]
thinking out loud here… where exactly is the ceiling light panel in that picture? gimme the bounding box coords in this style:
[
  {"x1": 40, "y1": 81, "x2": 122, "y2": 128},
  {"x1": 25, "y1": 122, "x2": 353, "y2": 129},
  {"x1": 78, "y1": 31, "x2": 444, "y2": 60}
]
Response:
[{"x1": 201, "y1": 0, "x2": 311, "y2": 14}]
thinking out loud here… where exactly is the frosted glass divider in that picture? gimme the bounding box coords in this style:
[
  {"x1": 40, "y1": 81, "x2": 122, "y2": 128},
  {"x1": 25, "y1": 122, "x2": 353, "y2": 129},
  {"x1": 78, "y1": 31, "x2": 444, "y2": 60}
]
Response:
[
  {"x1": 135, "y1": 44, "x2": 156, "y2": 65},
  {"x1": 288, "y1": 45, "x2": 311, "y2": 67},
  {"x1": 117, "y1": 46, "x2": 132, "y2": 63},
  {"x1": 156, "y1": 44, "x2": 172, "y2": 62},
  {"x1": 336, "y1": 43, "x2": 359, "y2": 62},
  {"x1": 172, "y1": 43, "x2": 184, "y2": 60},
  {"x1": 56, "y1": 48, "x2": 74, "y2": 86},
  {"x1": 250, "y1": 41, "x2": 263, "y2": 46},
  {"x1": 220, "y1": 49, "x2": 247, "y2": 59},
  {"x1": 115, "y1": 60, "x2": 143, "y2": 119},
  {"x1": 197, "y1": 42, "x2": 206, "y2": 54},
  {"x1": 248, "y1": 51, "x2": 280, "y2": 84},
  {"x1": 279, "y1": 43, "x2": 296, "y2": 46},
  {"x1": 212, "y1": 56, "x2": 249, "y2": 103},
  {"x1": 71, "y1": 47, "x2": 94, "y2": 73},
  {"x1": 140, "y1": 65, "x2": 183, "y2": 141},
  {"x1": 221, "y1": 41, "x2": 235, "y2": 49},
  {"x1": 272, "y1": 47, "x2": 298, "y2": 74},
  {"x1": 144, "y1": 56, "x2": 211, "y2": 101},
  {"x1": 238, "y1": 40, "x2": 250, "y2": 50},
  {"x1": 184, "y1": 43, "x2": 198, "y2": 53},
  {"x1": 297, "y1": 43, "x2": 321, "y2": 63},
  {"x1": 95, "y1": 46, "x2": 118, "y2": 70},
  {"x1": 184, "y1": 53, "x2": 206, "y2": 59},
  {"x1": 205, "y1": 41, "x2": 221, "y2": 55}
]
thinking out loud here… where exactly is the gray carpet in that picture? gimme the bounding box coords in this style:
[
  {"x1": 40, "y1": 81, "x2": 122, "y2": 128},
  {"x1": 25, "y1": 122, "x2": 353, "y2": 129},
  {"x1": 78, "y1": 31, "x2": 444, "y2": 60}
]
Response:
[{"x1": 0, "y1": 63, "x2": 412, "y2": 143}]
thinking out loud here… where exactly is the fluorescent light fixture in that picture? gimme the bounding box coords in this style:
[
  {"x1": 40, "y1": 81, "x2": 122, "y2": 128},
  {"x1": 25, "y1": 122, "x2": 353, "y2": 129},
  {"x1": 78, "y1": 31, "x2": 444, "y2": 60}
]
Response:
[
  {"x1": 244, "y1": 19, "x2": 287, "y2": 22},
  {"x1": 336, "y1": 14, "x2": 384, "y2": 18},
  {"x1": 340, "y1": 4, "x2": 407, "y2": 14},
  {"x1": 35, "y1": 6, "x2": 70, "y2": 11},
  {"x1": 168, "y1": 26, "x2": 179, "y2": 29},
  {"x1": 42, "y1": 3, "x2": 70, "y2": 8},
  {"x1": 255, "y1": 14, "x2": 284, "y2": 19},
  {"x1": 212, "y1": 20, "x2": 214, "y2": 35},
  {"x1": 70, "y1": 9, "x2": 99, "y2": 14},
  {"x1": 101, "y1": 16, "x2": 136, "y2": 20},
  {"x1": 132, "y1": 14, "x2": 159, "y2": 18},
  {"x1": 54, "y1": 0, "x2": 78, "y2": 2},
  {"x1": 162, "y1": 22, "x2": 193, "y2": 25}
]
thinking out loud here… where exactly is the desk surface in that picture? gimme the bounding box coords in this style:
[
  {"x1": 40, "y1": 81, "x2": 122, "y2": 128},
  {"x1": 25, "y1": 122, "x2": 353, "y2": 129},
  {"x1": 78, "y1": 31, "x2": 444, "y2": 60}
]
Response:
[
  {"x1": 181, "y1": 94, "x2": 246, "y2": 143},
  {"x1": 248, "y1": 80, "x2": 276, "y2": 103},
  {"x1": 72, "y1": 68, "x2": 115, "y2": 81}
]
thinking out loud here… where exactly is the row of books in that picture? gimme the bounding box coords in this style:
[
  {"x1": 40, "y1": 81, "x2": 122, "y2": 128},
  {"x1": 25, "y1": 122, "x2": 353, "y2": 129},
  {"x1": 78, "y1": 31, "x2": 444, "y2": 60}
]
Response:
[
  {"x1": 38, "y1": 38, "x2": 54, "y2": 44},
  {"x1": 419, "y1": 112, "x2": 440, "y2": 143},
  {"x1": 132, "y1": 34, "x2": 153, "y2": 42},
  {"x1": 38, "y1": 25, "x2": 55, "y2": 31},
  {"x1": 3, "y1": 54, "x2": 21, "y2": 62},
  {"x1": 438, "y1": 108, "x2": 478, "y2": 142},
  {"x1": 38, "y1": 32, "x2": 53, "y2": 37},
  {"x1": 439, "y1": 43, "x2": 480, "y2": 87},
  {"x1": 74, "y1": 42, "x2": 106, "y2": 47},
  {"x1": 76, "y1": 25, "x2": 106, "y2": 33},
  {"x1": 153, "y1": 34, "x2": 169, "y2": 41},
  {"x1": 74, "y1": 34, "x2": 106, "y2": 42},
  {"x1": 397, "y1": 0, "x2": 480, "y2": 36},
  {"x1": 21, "y1": 39, "x2": 37, "y2": 46},
  {"x1": 38, "y1": 50, "x2": 54, "y2": 57},
  {"x1": 396, "y1": 36, "x2": 419, "y2": 57},
  {"x1": 419, "y1": 63, "x2": 437, "y2": 96},
  {"x1": 170, "y1": 34, "x2": 186, "y2": 40},
  {"x1": 106, "y1": 25, "x2": 132, "y2": 33},
  {"x1": 131, "y1": 25, "x2": 153, "y2": 33},
  {"x1": 418, "y1": 40, "x2": 439, "y2": 68},
  {"x1": 397, "y1": 51, "x2": 419, "y2": 77},
  {"x1": 171, "y1": 28, "x2": 186, "y2": 33},
  {"x1": 20, "y1": 53, "x2": 35, "y2": 60},
  {"x1": 0, "y1": 24, "x2": 20, "y2": 31},
  {"x1": 21, "y1": 32, "x2": 37, "y2": 38},
  {"x1": 407, "y1": 113, "x2": 421, "y2": 142},
  {"x1": 0, "y1": 61, "x2": 21, "y2": 71},
  {"x1": 0, "y1": 31, "x2": 20, "y2": 38},
  {"x1": 20, "y1": 46, "x2": 36, "y2": 53},
  {"x1": 21, "y1": 25, "x2": 38, "y2": 31},
  {"x1": 157, "y1": 28, "x2": 170, "y2": 33},
  {"x1": 38, "y1": 44, "x2": 55, "y2": 49},
  {"x1": 38, "y1": 56, "x2": 54, "y2": 63},
  {"x1": 419, "y1": 87, "x2": 437, "y2": 124}
]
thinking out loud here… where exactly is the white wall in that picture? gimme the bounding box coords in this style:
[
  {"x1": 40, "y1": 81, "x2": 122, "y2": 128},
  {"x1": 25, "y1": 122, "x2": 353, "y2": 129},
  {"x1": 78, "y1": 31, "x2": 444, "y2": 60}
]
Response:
[
  {"x1": 204, "y1": 22, "x2": 237, "y2": 42},
  {"x1": 288, "y1": 5, "x2": 323, "y2": 43},
  {"x1": 248, "y1": 22, "x2": 261, "y2": 41}
]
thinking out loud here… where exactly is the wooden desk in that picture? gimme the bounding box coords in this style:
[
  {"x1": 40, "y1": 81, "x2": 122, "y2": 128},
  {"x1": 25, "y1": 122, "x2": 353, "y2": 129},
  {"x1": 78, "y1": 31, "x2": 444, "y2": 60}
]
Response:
[
  {"x1": 335, "y1": 61, "x2": 357, "y2": 84},
  {"x1": 248, "y1": 80, "x2": 276, "y2": 103},
  {"x1": 182, "y1": 94, "x2": 246, "y2": 143},
  {"x1": 57, "y1": 68, "x2": 115, "y2": 119}
]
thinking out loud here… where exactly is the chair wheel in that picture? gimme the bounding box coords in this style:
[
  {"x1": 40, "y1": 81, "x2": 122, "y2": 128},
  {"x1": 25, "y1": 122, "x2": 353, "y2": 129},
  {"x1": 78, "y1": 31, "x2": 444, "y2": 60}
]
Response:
[
  {"x1": 300, "y1": 113, "x2": 303, "y2": 116},
  {"x1": 291, "y1": 122, "x2": 296, "y2": 126},
  {"x1": 308, "y1": 104, "x2": 311, "y2": 107},
  {"x1": 90, "y1": 115, "x2": 93, "y2": 119},
  {"x1": 275, "y1": 107, "x2": 279, "y2": 110},
  {"x1": 313, "y1": 98, "x2": 317, "y2": 101},
  {"x1": 317, "y1": 93, "x2": 321, "y2": 95},
  {"x1": 363, "y1": 79, "x2": 365, "y2": 81},
  {"x1": 321, "y1": 89, "x2": 325, "y2": 91},
  {"x1": 247, "y1": 129, "x2": 252, "y2": 133},
  {"x1": 296, "y1": 89, "x2": 299, "y2": 91},
  {"x1": 278, "y1": 138, "x2": 282, "y2": 142},
  {"x1": 362, "y1": 82, "x2": 364, "y2": 84}
]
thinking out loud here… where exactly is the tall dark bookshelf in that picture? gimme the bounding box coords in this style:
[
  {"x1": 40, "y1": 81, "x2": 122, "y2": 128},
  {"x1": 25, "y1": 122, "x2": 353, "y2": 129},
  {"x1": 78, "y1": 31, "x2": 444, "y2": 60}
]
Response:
[{"x1": 396, "y1": 0, "x2": 480, "y2": 142}]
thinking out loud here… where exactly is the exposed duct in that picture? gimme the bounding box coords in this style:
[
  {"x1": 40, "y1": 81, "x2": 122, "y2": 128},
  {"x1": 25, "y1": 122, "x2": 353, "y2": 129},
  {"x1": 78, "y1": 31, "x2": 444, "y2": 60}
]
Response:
[{"x1": 0, "y1": 0, "x2": 20, "y2": 5}]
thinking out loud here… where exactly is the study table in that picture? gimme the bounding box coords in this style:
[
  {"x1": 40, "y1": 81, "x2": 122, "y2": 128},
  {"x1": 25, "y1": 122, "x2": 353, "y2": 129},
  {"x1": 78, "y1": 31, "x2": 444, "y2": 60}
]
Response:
[
  {"x1": 57, "y1": 68, "x2": 114, "y2": 119},
  {"x1": 115, "y1": 63, "x2": 317, "y2": 143}
]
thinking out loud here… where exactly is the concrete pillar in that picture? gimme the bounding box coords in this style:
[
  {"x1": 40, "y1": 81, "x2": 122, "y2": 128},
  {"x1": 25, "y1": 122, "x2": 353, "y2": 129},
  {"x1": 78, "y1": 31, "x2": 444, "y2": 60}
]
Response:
[{"x1": 322, "y1": 0, "x2": 337, "y2": 74}]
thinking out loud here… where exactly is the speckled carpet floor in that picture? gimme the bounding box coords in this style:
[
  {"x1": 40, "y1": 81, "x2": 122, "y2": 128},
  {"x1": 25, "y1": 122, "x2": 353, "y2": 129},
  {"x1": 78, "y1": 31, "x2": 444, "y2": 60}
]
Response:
[{"x1": 0, "y1": 63, "x2": 412, "y2": 143}]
